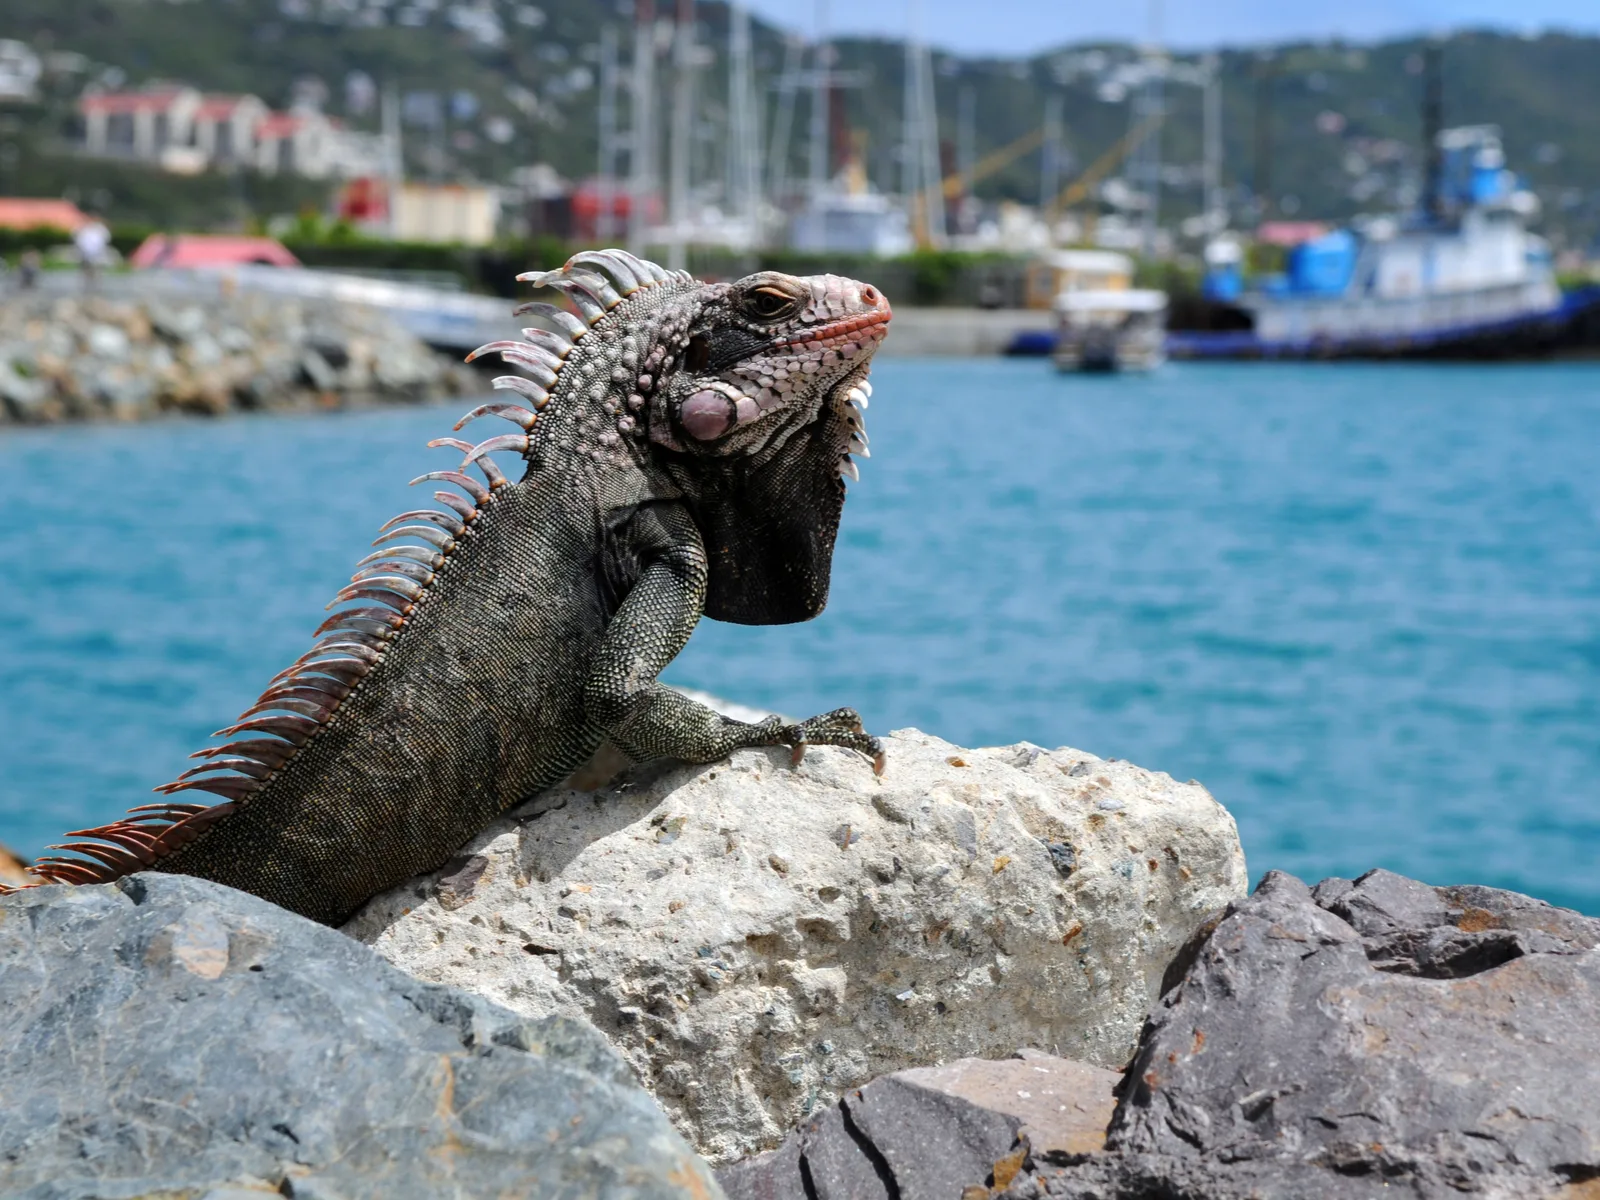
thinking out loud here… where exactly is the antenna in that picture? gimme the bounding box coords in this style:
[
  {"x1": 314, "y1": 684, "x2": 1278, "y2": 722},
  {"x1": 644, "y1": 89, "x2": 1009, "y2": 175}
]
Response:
[{"x1": 628, "y1": 0, "x2": 657, "y2": 254}]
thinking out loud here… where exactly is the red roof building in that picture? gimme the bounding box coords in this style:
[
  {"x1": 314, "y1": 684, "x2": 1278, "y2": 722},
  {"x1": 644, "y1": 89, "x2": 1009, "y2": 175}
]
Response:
[
  {"x1": 79, "y1": 86, "x2": 387, "y2": 181},
  {"x1": 129, "y1": 234, "x2": 301, "y2": 269},
  {"x1": 0, "y1": 198, "x2": 91, "y2": 233},
  {"x1": 1255, "y1": 221, "x2": 1333, "y2": 248}
]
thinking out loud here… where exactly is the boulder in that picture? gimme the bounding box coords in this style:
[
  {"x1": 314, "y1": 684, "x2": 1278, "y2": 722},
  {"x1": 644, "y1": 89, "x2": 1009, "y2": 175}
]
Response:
[
  {"x1": 0, "y1": 873, "x2": 721, "y2": 1200},
  {"x1": 718, "y1": 1053, "x2": 1120, "y2": 1200},
  {"x1": 0, "y1": 291, "x2": 473, "y2": 425},
  {"x1": 346, "y1": 727, "x2": 1248, "y2": 1162},
  {"x1": 1001, "y1": 869, "x2": 1600, "y2": 1199}
]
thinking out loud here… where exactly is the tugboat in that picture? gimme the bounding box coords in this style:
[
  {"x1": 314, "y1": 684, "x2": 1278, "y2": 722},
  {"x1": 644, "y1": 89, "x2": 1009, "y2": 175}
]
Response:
[{"x1": 1171, "y1": 126, "x2": 1592, "y2": 360}]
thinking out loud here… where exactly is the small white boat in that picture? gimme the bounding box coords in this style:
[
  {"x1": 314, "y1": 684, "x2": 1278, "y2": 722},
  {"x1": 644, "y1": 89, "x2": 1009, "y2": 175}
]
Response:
[{"x1": 1053, "y1": 281, "x2": 1168, "y2": 372}]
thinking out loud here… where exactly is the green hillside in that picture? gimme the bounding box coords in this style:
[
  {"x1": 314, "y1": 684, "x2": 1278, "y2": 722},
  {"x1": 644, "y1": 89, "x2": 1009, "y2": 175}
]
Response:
[{"x1": 3, "y1": 0, "x2": 1599, "y2": 249}]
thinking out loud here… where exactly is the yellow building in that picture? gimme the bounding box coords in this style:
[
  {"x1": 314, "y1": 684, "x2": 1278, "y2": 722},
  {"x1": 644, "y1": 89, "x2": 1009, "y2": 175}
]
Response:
[{"x1": 392, "y1": 184, "x2": 500, "y2": 246}]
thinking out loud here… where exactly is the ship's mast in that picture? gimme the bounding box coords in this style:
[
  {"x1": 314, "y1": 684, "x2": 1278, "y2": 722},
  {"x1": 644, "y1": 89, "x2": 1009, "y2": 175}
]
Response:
[
  {"x1": 1252, "y1": 52, "x2": 1275, "y2": 223},
  {"x1": 808, "y1": 0, "x2": 829, "y2": 195},
  {"x1": 902, "y1": 0, "x2": 946, "y2": 248},
  {"x1": 1202, "y1": 52, "x2": 1224, "y2": 232},
  {"x1": 728, "y1": 2, "x2": 763, "y2": 245},
  {"x1": 1135, "y1": 0, "x2": 1164, "y2": 257},
  {"x1": 597, "y1": 24, "x2": 619, "y2": 242},
  {"x1": 628, "y1": 0, "x2": 658, "y2": 254},
  {"x1": 1422, "y1": 41, "x2": 1444, "y2": 223},
  {"x1": 766, "y1": 36, "x2": 802, "y2": 208},
  {"x1": 667, "y1": 0, "x2": 695, "y2": 270}
]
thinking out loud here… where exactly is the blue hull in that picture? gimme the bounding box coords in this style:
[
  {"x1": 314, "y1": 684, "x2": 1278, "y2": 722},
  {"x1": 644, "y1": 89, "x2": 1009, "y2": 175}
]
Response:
[{"x1": 1167, "y1": 287, "x2": 1600, "y2": 361}]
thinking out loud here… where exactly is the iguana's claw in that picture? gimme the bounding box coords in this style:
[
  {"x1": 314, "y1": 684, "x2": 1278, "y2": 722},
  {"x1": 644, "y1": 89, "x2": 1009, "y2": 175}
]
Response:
[{"x1": 762, "y1": 708, "x2": 883, "y2": 773}]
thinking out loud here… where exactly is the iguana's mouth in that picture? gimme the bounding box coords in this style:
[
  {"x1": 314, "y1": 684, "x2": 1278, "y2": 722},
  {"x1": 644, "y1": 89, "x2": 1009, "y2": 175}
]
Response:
[{"x1": 773, "y1": 308, "x2": 892, "y2": 350}]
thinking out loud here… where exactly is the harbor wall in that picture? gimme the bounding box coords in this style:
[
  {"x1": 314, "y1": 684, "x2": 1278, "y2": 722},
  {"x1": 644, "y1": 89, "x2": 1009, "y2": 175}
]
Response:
[{"x1": 874, "y1": 306, "x2": 1052, "y2": 357}]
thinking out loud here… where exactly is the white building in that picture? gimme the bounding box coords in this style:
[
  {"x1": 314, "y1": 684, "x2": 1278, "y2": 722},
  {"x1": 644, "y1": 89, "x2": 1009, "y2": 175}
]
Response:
[
  {"x1": 79, "y1": 85, "x2": 386, "y2": 180},
  {"x1": 254, "y1": 108, "x2": 389, "y2": 179},
  {"x1": 0, "y1": 40, "x2": 42, "y2": 102}
]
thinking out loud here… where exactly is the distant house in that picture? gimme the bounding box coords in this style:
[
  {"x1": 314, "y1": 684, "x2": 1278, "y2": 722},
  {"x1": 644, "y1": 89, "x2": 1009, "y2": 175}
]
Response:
[
  {"x1": 78, "y1": 86, "x2": 389, "y2": 180},
  {"x1": 254, "y1": 108, "x2": 388, "y2": 180},
  {"x1": 392, "y1": 184, "x2": 500, "y2": 245},
  {"x1": 0, "y1": 198, "x2": 91, "y2": 233},
  {"x1": 192, "y1": 93, "x2": 270, "y2": 166},
  {"x1": 0, "y1": 40, "x2": 42, "y2": 102},
  {"x1": 129, "y1": 234, "x2": 301, "y2": 269},
  {"x1": 81, "y1": 86, "x2": 203, "y2": 164}
]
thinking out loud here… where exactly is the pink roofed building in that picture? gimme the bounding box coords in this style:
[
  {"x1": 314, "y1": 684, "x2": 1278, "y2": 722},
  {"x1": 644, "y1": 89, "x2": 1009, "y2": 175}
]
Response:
[
  {"x1": 0, "y1": 198, "x2": 92, "y2": 233},
  {"x1": 128, "y1": 234, "x2": 301, "y2": 270}
]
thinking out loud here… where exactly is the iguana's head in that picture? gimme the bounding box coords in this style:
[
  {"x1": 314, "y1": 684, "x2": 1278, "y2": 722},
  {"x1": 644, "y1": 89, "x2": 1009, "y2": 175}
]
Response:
[
  {"x1": 650, "y1": 268, "x2": 891, "y2": 624},
  {"x1": 472, "y1": 253, "x2": 890, "y2": 625}
]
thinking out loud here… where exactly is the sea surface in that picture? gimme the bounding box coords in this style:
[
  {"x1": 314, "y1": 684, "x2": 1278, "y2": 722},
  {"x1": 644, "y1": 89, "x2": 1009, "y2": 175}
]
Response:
[{"x1": 2, "y1": 360, "x2": 1597, "y2": 912}]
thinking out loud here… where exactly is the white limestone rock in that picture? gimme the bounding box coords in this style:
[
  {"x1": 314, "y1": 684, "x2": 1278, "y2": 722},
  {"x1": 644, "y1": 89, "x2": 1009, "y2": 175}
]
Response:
[{"x1": 345, "y1": 728, "x2": 1248, "y2": 1163}]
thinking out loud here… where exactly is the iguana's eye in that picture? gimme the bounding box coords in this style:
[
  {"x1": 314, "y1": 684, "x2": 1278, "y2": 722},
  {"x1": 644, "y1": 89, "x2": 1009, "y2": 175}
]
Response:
[{"x1": 747, "y1": 286, "x2": 798, "y2": 320}]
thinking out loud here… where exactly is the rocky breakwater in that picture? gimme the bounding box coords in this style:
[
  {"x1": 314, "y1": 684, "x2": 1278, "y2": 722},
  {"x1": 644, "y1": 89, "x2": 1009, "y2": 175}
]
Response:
[
  {"x1": 0, "y1": 290, "x2": 474, "y2": 424},
  {"x1": 345, "y1": 728, "x2": 1249, "y2": 1163},
  {"x1": 0, "y1": 872, "x2": 720, "y2": 1199},
  {"x1": 722, "y1": 868, "x2": 1600, "y2": 1199}
]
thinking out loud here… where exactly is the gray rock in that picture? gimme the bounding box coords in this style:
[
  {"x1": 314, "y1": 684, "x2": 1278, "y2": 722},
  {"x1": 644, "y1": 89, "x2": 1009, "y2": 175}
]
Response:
[
  {"x1": 0, "y1": 361, "x2": 50, "y2": 418},
  {"x1": 1004, "y1": 869, "x2": 1600, "y2": 1199},
  {"x1": 719, "y1": 1054, "x2": 1119, "y2": 1200},
  {"x1": 0, "y1": 873, "x2": 722, "y2": 1200},
  {"x1": 84, "y1": 322, "x2": 130, "y2": 359},
  {"x1": 151, "y1": 303, "x2": 208, "y2": 342},
  {"x1": 348, "y1": 728, "x2": 1246, "y2": 1163},
  {"x1": 299, "y1": 347, "x2": 339, "y2": 391}
]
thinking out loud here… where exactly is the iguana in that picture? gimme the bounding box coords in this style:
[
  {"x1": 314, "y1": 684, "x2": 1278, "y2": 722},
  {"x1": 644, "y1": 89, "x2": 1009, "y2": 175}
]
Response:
[{"x1": 3, "y1": 251, "x2": 890, "y2": 925}]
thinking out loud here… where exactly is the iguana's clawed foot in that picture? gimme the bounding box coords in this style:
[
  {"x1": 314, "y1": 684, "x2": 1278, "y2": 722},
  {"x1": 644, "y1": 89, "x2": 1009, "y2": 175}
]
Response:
[{"x1": 755, "y1": 708, "x2": 885, "y2": 776}]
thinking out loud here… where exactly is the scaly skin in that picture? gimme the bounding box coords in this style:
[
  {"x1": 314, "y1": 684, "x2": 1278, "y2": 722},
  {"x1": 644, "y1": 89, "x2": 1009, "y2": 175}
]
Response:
[{"x1": 5, "y1": 251, "x2": 891, "y2": 925}]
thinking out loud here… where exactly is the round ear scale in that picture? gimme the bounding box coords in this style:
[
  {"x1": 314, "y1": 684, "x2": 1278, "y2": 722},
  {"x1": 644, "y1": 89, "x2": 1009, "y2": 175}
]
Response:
[{"x1": 679, "y1": 389, "x2": 737, "y2": 441}]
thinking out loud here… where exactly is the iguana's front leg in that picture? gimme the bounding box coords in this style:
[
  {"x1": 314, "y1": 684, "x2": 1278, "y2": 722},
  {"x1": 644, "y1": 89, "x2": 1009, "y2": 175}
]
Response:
[{"x1": 582, "y1": 522, "x2": 883, "y2": 774}]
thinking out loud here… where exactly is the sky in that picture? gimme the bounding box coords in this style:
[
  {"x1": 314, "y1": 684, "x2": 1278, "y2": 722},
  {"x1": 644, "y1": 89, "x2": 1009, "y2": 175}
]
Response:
[{"x1": 738, "y1": 1, "x2": 1600, "y2": 57}]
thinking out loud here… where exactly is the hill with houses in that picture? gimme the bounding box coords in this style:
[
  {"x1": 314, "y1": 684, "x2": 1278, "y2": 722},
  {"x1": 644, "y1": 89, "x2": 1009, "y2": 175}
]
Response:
[{"x1": 1, "y1": 0, "x2": 1599, "y2": 251}]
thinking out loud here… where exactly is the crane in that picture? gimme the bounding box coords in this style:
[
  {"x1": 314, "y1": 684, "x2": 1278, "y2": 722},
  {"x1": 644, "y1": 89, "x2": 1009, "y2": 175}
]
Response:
[
  {"x1": 939, "y1": 126, "x2": 1047, "y2": 201},
  {"x1": 1051, "y1": 112, "x2": 1164, "y2": 216}
]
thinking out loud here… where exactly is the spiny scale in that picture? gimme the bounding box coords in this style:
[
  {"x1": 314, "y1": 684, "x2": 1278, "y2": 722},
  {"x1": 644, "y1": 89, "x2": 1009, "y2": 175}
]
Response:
[{"x1": 0, "y1": 248, "x2": 679, "y2": 895}]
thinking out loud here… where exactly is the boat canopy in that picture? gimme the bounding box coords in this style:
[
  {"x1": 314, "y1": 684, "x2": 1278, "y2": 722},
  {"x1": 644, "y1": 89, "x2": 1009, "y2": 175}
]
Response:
[{"x1": 1053, "y1": 288, "x2": 1167, "y2": 314}]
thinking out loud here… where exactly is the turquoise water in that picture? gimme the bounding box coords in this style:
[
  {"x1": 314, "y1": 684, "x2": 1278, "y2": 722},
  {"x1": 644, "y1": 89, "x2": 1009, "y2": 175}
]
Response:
[{"x1": 2, "y1": 360, "x2": 1597, "y2": 912}]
